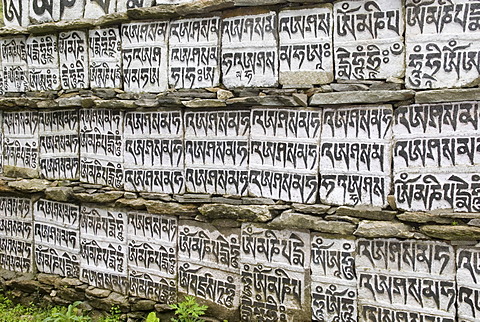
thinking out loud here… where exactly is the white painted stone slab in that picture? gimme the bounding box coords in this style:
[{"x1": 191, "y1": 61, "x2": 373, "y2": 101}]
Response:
[
  {"x1": 169, "y1": 17, "x2": 220, "y2": 89},
  {"x1": 81, "y1": 268, "x2": 128, "y2": 294},
  {"x1": 121, "y1": 21, "x2": 169, "y2": 93},
  {"x1": 35, "y1": 199, "x2": 79, "y2": 229},
  {"x1": 179, "y1": 220, "x2": 240, "y2": 273},
  {"x1": 312, "y1": 281, "x2": 357, "y2": 322},
  {"x1": 129, "y1": 270, "x2": 177, "y2": 304},
  {"x1": 0, "y1": 238, "x2": 33, "y2": 273},
  {"x1": 3, "y1": 0, "x2": 29, "y2": 27},
  {"x1": 184, "y1": 110, "x2": 250, "y2": 196},
  {"x1": 320, "y1": 105, "x2": 393, "y2": 207},
  {"x1": 89, "y1": 27, "x2": 122, "y2": 88},
  {"x1": 84, "y1": 0, "x2": 116, "y2": 19},
  {"x1": 117, "y1": 0, "x2": 154, "y2": 11},
  {"x1": 127, "y1": 212, "x2": 177, "y2": 244},
  {"x1": 129, "y1": 240, "x2": 176, "y2": 278},
  {"x1": 356, "y1": 238, "x2": 456, "y2": 321},
  {"x1": 26, "y1": 34, "x2": 61, "y2": 91},
  {"x1": 241, "y1": 223, "x2": 310, "y2": 271},
  {"x1": 123, "y1": 110, "x2": 184, "y2": 194},
  {"x1": 80, "y1": 205, "x2": 127, "y2": 244},
  {"x1": 279, "y1": 6, "x2": 333, "y2": 85},
  {"x1": 240, "y1": 263, "x2": 307, "y2": 322},
  {"x1": 34, "y1": 222, "x2": 79, "y2": 250},
  {"x1": 457, "y1": 247, "x2": 480, "y2": 322},
  {"x1": 0, "y1": 197, "x2": 31, "y2": 219},
  {"x1": 0, "y1": 218, "x2": 32, "y2": 240},
  {"x1": 178, "y1": 262, "x2": 241, "y2": 310},
  {"x1": 80, "y1": 238, "x2": 127, "y2": 275},
  {"x1": 35, "y1": 246, "x2": 80, "y2": 277},
  {"x1": 221, "y1": 12, "x2": 278, "y2": 87},
  {"x1": 0, "y1": 36, "x2": 29, "y2": 92},
  {"x1": 30, "y1": 0, "x2": 85, "y2": 23},
  {"x1": 39, "y1": 110, "x2": 79, "y2": 180},
  {"x1": 334, "y1": 0, "x2": 405, "y2": 80},
  {"x1": 58, "y1": 30, "x2": 89, "y2": 89}
]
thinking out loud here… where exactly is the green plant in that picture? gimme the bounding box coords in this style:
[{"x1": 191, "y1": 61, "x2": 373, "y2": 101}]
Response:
[
  {"x1": 43, "y1": 301, "x2": 91, "y2": 322},
  {"x1": 145, "y1": 312, "x2": 159, "y2": 322},
  {"x1": 101, "y1": 305, "x2": 123, "y2": 322},
  {"x1": 169, "y1": 296, "x2": 208, "y2": 322}
]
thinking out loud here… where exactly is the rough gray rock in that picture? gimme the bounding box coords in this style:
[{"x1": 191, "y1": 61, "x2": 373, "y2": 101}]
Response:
[
  {"x1": 292, "y1": 203, "x2": 330, "y2": 215},
  {"x1": 354, "y1": 220, "x2": 417, "y2": 238},
  {"x1": 8, "y1": 179, "x2": 51, "y2": 193},
  {"x1": 45, "y1": 187, "x2": 74, "y2": 202},
  {"x1": 336, "y1": 206, "x2": 397, "y2": 221},
  {"x1": 397, "y1": 212, "x2": 455, "y2": 224},
  {"x1": 420, "y1": 225, "x2": 480, "y2": 240},
  {"x1": 310, "y1": 90, "x2": 415, "y2": 105},
  {"x1": 73, "y1": 191, "x2": 124, "y2": 203},
  {"x1": 198, "y1": 204, "x2": 272, "y2": 222},
  {"x1": 146, "y1": 200, "x2": 198, "y2": 216},
  {"x1": 269, "y1": 211, "x2": 356, "y2": 235},
  {"x1": 415, "y1": 88, "x2": 480, "y2": 104}
]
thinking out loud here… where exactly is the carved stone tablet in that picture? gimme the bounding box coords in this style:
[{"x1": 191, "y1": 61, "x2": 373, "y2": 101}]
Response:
[
  {"x1": 3, "y1": 111, "x2": 39, "y2": 176},
  {"x1": 124, "y1": 110, "x2": 184, "y2": 193},
  {"x1": 457, "y1": 247, "x2": 480, "y2": 321},
  {"x1": 221, "y1": 12, "x2": 278, "y2": 87},
  {"x1": 311, "y1": 235, "x2": 357, "y2": 322},
  {"x1": 334, "y1": 0, "x2": 405, "y2": 80},
  {"x1": 0, "y1": 36, "x2": 29, "y2": 92},
  {"x1": 185, "y1": 110, "x2": 250, "y2": 196},
  {"x1": 58, "y1": 30, "x2": 89, "y2": 90},
  {"x1": 129, "y1": 270, "x2": 177, "y2": 304},
  {"x1": 117, "y1": 0, "x2": 154, "y2": 11},
  {"x1": 89, "y1": 27, "x2": 122, "y2": 89},
  {"x1": 26, "y1": 34, "x2": 60, "y2": 91},
  {"x1": 80, "y1": 109, "x2": 123, "y2": 188},
  {"x1": 39, "y1": 109, "x2": 79, "y2": 180},
  {"x1": 0, "y1": 197, "x2": 33, "y2": 273},
  {"x1": 169, "y1": 17, "x2": 220, "y2": 89},
  {"x1": 279, "y1": 6, "x2": 333, "y2": 86},
  {"x1": 30, "y1": 0, "x2": 85, "y2": 23},
  {"x1": 179, "y1": 220, "x2": 240, "y2": 273},
  {"x1": 3, "y1": 0, "x2": 29, "y2": 27},
  {"x1": 249, "y1": 108, "x2": 321, "y2": 203},
  {"x1": 34, "y1": 200, "x2": 80, "y2": 277},
  {"x1": 121, "y1": 21, "x2": 169, "y2": 93},
  {"x1": 84, "y1": 0, "x2": 116, "y2": 19},
  {"x1": 393, "y1": 102, "x2": 480, "y2": 212},
  {"x1": 356, "y1": 239, "x2": 456, "y2": 321},
  {"x1": 406, "y1": 0, "x2": 480, "y2": 89},
  {"x1": 320, "y1": 105, "x2": 393, "y2": 207}
]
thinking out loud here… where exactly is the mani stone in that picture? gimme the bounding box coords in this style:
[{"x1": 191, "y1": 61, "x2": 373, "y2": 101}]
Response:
[
  {"x1": 198, "y1": 204, "x2": 272, "y2": 222},
  {"x1": 335, "y1": 206, "x2": 397, "y2": 221},
  {"x1": 310, "y1": 90, "x2": 415, "y2": 105},
  {"x1": 269, "y1": 211, "x2": 356, "y2": 235},
  {"x1": 415, "y1": 88, "x2": 480, "y2": 104},
  {"x1": 354, "y1": 220, "x2": 417, "y2": 239},
  {"x1": 420, "y1": 225, "x2": 480, "y2": 241}
]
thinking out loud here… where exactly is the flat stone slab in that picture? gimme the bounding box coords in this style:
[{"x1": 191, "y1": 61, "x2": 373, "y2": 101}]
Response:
[
  {"x1": 310, "y1": 90, "x2": 415, "y2": 105},
  {"x1": 415, "y1": 88, "x2": 480, "y2": 104}
]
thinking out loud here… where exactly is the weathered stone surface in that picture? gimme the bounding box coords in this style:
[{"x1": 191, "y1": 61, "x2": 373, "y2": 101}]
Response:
[
  {"x1": 73, "y1": 191, "x2": 124, "y2": 203},
  {"x1": 176, "y1": 0, "x2": 235, "y2": 16},
  {"x1": 291, "y1": 203, "x2": 330, "y2": 215},
  {"x1": 336, "y1": 206, "x2": 397, "y2": 221},
  {"x1": 198, "y1": 204, "x2": 272, "y2": 222},
  {"x1": 44, "y1": 187, "x2": 74, "y2": 202},
  {"x1": 217, "y1": 89, "x2": 234, "y2": 100},
  {"x1": 115, "y1": 198, "x2": 147, "y2": 210},
  {"x1": 94, "y1": 100, "x2": 136, "y2": 109},
  {"x1": 324, "y1": 214, "x2": 361, "y2": 224},
  {"x1": 330, "y1": 83, "x2": 369, "y2": 91},
  {"x1": 269, "y1": 211, "x2": 356, "y2": 235},
  {"x1": 354, "y1": 220, "x2": 416, "y2": 238},
  {"x1": 415, "y1": 88, "x2": 480, "y2": 104},
  {"x1": 8, "y1": 179, "x2": 51, "y2": 192},
  {"x1": 86, "y1": 287, "x2": 111, "y2": 298},
  {"x1": 310, "y1": 90, "x2": 415, "y2": 105},
  {"x1": 397, "y1": 212, "x2": 455, "y2": 224},
  {"x1": 126, "y1": 5, "x2": 176, "y2": 20},
  {"x1": 131, "y1": 299, "x2": 156, "y2": 311},
  {"x1": 182, "y1": 99, "x2": 226, "y2": 108},
  {"x1": 226, "y1": 95, "x2": 299, "y2": 107},
  {"x1": 420, "y1": 225, "x2": 480, "y2": 240},
  {"x1": 146, "y1": 200, "x2": 198, "y2": 217}
]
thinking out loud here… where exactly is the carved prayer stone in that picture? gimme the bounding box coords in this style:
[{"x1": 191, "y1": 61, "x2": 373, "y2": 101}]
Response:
[
  {"x1": 89, "y1": 27, "x2": 122, "y2": 89},
  {"x1": 457, "y1": 247, "x2": 480, "y2": 321},
  {"x1": 121, "y1": 21, "x2": 169, "y2": 93},
  {"x1": 84, "y1": 0, "x2": 116, "y2": 19},
  {"x1": 249, "y1": 108, "x2": 321, "y2": 203},
  {"x1": 58, "y1": 30, "x2": 90, "y2": 90},
  {"x1": 279, "y1": 5, "x2": 334, "y2": 86},
  {"x1": 334, "y1": 0, "x2": 405, "y2": 80},
  {"x1": 221, "y1": 12, "x2": 278, "y2": 87},
  {"x1": 319, "y1": 105, "x2": 393, "y2": 207},
  {"x1": 169, "y1": 17, "x2": 220, "y2": 89},
  {"x1": 3, "y1": 0, "x2": 30, "y2": 27},
  {"x1": 0, "y1": 36, "x2": 29, "y2": 93}
]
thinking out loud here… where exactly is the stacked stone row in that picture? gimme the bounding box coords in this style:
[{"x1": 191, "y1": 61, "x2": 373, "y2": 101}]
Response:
[
  {"x1": 0, "y1": 195, "x2": 477, "y2": 321},
  {"x1": 1, "y1": 0, "x2": 478, "y2": 93}
]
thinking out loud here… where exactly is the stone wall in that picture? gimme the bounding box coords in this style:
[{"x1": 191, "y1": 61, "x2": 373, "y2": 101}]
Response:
[{"x1": 0, "y1": 0, "x2": 479, "y2": 321}]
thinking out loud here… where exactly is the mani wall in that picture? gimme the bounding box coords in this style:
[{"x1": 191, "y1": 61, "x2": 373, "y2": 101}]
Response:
[{"x1": 0, "y1": 0, "x2": 479, "y2": 321}]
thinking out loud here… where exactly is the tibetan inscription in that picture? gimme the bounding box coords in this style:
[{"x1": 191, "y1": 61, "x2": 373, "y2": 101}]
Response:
[
  {"x1": 0, "y1": 36, "x2": 28, "y2": 92},
  {"x1": 29, "y1": 0, "x2": 85, "y2": 23},
  {"x1": 406, "y1": 0, "x2": 480, "y2": 89},
  {"x1": 89, "y1": 27, "x2": 122, "y2": 89},
  {"x1": 221, "y1": 12, "x2": 278, "y2": 87},
  {"x1": 279, "y1": 6, "x2": 333, "y2": 86},
  {"x1": 26, "y1": 34, "x2": 60, "y2": 91},
  {"x1": 121, "y1": 21, "x2": 169, "y2": 93},
  {"x1": 34, "y1": 199, "x2": 80, "y2": 277},
  {"x1": 334, "y1": 0, "x2": 405, "y2": 80},
  {"x1": 393, "y1": 101, "x2": 480, "y2": 212},
  {"x1": 124, "y1": 110, "x2": 184, "y2": 194},
  {"x1": 249, "y1": 108, "x2": 321, "y2": 203},
  {"x1": 185, "y1": 110, "x2": 250, "y2": 196},
  {"x1": 320, "y1": 105, "x2": 393, "y2": 207},
  {"x1": 84, "y1": 0, "x2": 116, "y2": 19},
  {"x1": 58, "y1": 30, "x2": 89, "y2": 90},
  {"x1": 0, "y1": 197, "x2": 32, "y2": 273},
  {"x1": 80, "y1": 109, "x2": 123, "y2": 188},
  {"x1": 117, "y1": 0, "x2": 154, "y2": 11},
  {"x1": 3, "y1": 111, "x2": 39, "y2": 176},
  {"x1": 169, "y1": 17, "x2": 220, "y2": 89},
  {"x1": 3, "y1": 0, "x2": 29, "y2": 27},
  {"x1": 39, "y1": 109, "x2": 80, "y2": 180},
  {"x1": 356, "y1": 239, "x2": 456, "y2": 321},
  {"x1": 457, "y1": 247, "x2": 480, "y2": 321}
]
